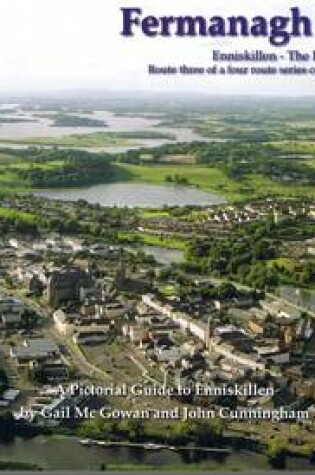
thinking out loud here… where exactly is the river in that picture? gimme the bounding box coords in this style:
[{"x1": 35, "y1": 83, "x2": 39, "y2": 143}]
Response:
[
  {"x1": 0, "y1": 436, "x2": 312, "y2": 471},
  {"x1": 33, "y1": 183, "x2": 225, "y2": 208}
]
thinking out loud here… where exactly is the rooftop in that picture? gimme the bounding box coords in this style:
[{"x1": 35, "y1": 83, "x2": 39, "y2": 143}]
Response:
[{"x1": 13, "y1": 338, "x2": 59, "y2": 359}]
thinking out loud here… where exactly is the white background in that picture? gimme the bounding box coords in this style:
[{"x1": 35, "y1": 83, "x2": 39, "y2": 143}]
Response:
[{"x1": 0, "y1": 0, "x2": 314, "y2": 95}]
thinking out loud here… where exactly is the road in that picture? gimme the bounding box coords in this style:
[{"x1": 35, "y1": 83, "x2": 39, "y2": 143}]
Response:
[
  {"x1": 0, "y1": 285, "x2": 110, "y2": 382},
  {"x1": 47, "y1": 326, "x2": 110, "y2": 382}
]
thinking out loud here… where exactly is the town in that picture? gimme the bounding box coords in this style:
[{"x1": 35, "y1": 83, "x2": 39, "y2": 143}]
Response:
[{"x1": 0, "y1": 190, "x2": 314, "y2": 466}]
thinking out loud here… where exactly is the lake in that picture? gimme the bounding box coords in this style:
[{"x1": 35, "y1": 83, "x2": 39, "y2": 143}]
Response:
[
  {"x1": 0, "y1": 436, "x2": 312, "y2": 471},
  {"x1": 0, "y1": 110, "x2": 209, "y2": 140},
  {"x1": 0, "y1": 109, "x2": 227, "y2": 152},
  {"x1": 33, "y1": 183, "x2": 225, "y2": 208},
  {"x1": 0, "y1": 111, "x2": 157, "y2": 139}
]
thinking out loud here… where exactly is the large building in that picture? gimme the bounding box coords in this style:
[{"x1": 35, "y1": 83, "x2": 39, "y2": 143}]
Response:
[{"x1": 47, "y1": 267, "x2": 94, "y2": 307}]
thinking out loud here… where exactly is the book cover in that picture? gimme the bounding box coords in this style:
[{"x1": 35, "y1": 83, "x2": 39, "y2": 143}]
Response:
[{"x1": 0, "y1": 0, "x2": 314, "y2": 472}]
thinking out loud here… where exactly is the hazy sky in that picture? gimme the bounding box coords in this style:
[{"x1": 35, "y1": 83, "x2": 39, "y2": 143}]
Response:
[{"x1": 1, "y1": 0, "x2": 315, "y2": 95}]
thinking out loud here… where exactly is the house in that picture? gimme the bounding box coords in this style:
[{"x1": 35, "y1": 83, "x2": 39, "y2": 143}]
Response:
[
  {"x1": 2, "y1": 313, "x2": 22, "y2": 329},
  {"x1": 0, "y1": 389, "x2": 20, "y2": 406},
  {"x1": 16, "y1": 249, "x2": 42, "y2": 261},
  {"x1": 209, "y1": 336, "x2": 266, "y2": 372},
  {"x1": 53, "y1": 309, "x2": 76, "y2": 336},
  {"x1": 54, "y1": 309, "x2": 110, "y2": 337},
  {"x1": 73, "y1": 330, "x2": 108, "y2": 345},
  {"x1": 9, "y1": 239, "x2": 20, "y2": 249},
  {"x1": 0, "y1": 296, "x2": 24, "y2": 315},
  {"x1": 256, "y1": 347, "x2": 290, "y2": 365},
  {"x1": 260, "y1": 300, "x2": 301, "y2": 321},
  {"x1": 10, "y1": 338, "x2": 60, "y2": 367},
  {"x1": 142, "y1": 295, "x2": 210, "y2": 344},
  {"x1": 259, "y1": 300, "x2": 282, "y2": 316},
  {"x1": 154, "y1": 346, "x2": 181, "y2": 363},
  {"x1": 181, "y1": 341, "x2": 203, "y2": 358},
  {"x1": 115, "y1": 265, "x2": 152, "y2": 293},
  {"x1": 292, "y1": 379, "x2": 315, "y2": 398},
  {"x1": 147, "y1": 316, "x2": 179, "y2": 336},
  {"x1": 35, "y1": 360, "x2": 70, "y2": 382},
  {"x1": 278, "y1": 319, "x2": 299, "y2": 347},
  {"x1": 247, "y1": 317, "x2": 265, "y2": 336},
  {"x1": 220, "y1": 358, "x2": 247, "y2": 378},
  {"x1": 64, "y1": 238, "x2": 86, "y2": 252},
  {"x1": 181, "y1": 352, "x2": 205, "y2": 371},
  {"x1": 307, "y1": 246, "x2": 315, "y2": 256},
  {"x1": 0, "y1": 295, "x2": 24, "y2": 328},
  {"x1": 15, "y1": 267, "x2": 46, "y2": 295},
  {"x1": 103, "y1": 301, "x2": 127, "y2": 319},
  {"x1": 279, "y1": 307, "x2": 301, "y2": 321},
  {"x1": 122, "y1": 324, "x2": 149, "y2": 345}
]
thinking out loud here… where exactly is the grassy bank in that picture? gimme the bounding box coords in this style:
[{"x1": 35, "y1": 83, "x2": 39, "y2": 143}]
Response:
[
  {"x1": 0, "y1": 460, "x2": 42, "y2": 470},
  {"x1": 99, "y1": 458, "x2": 270, "y2": 472}
]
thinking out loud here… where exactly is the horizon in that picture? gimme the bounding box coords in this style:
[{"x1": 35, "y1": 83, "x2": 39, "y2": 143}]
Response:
[{"x1": 1, "y1": 89, "x2": 315, "y2": 100}]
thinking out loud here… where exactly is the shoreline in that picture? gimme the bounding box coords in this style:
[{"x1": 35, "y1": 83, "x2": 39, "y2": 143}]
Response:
[{"x1": 0, "y1": 433, "x2": 313, "y2": 472}]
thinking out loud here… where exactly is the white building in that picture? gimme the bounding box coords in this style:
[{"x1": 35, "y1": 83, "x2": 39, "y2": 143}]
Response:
[{"x1": 142, "y1": 295, "x2": 209, "y2": 344}]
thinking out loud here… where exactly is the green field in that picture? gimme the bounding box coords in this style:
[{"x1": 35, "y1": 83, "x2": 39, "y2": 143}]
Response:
[
  {"x1": 138, "y1": 209, "x2": 171, "y2": 218},
  {"x1": 0, "y1": 153, "x2": 65, "y2": 190},
  {"x1": 118, "y1": 230, "x2": 187, "y2": 250},
  {"x1": 273, "y1": 140, "x2": 315, "y2": 154},
  {"x1": 0, "y1": 207, "x2": 36, "y2": 222},
  {"x1": 267, "y1": 257, "x2": 297, "y2": 272}
]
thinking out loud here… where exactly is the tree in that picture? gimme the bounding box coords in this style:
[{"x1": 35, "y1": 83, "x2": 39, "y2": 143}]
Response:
[
  {"x1": 0, "y1": 412, "x2": 16, "y2": 442},
  {"x1": 171, "y1": 420, "x2": 195, "y2": 442},
  {"x1": 124, "y1": 420, "x2": 145, "y2": 441},
  {"x1": 218, "y1": 282, "x2": 237, "y2": 300},
  {"x1": 171, "y1": 419, "x2": 225, "y2": 445},
  {"x1": 79, "y1": 418, "x2": 115, "y2": 440},
  {"x1": 266, "y1": 437, "x2": 287, "y2": 469}
]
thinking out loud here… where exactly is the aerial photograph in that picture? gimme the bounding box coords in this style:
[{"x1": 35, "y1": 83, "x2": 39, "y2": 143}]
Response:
[{"x1": 0, "y1": 0, "x2": 315, "y2": 472}]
